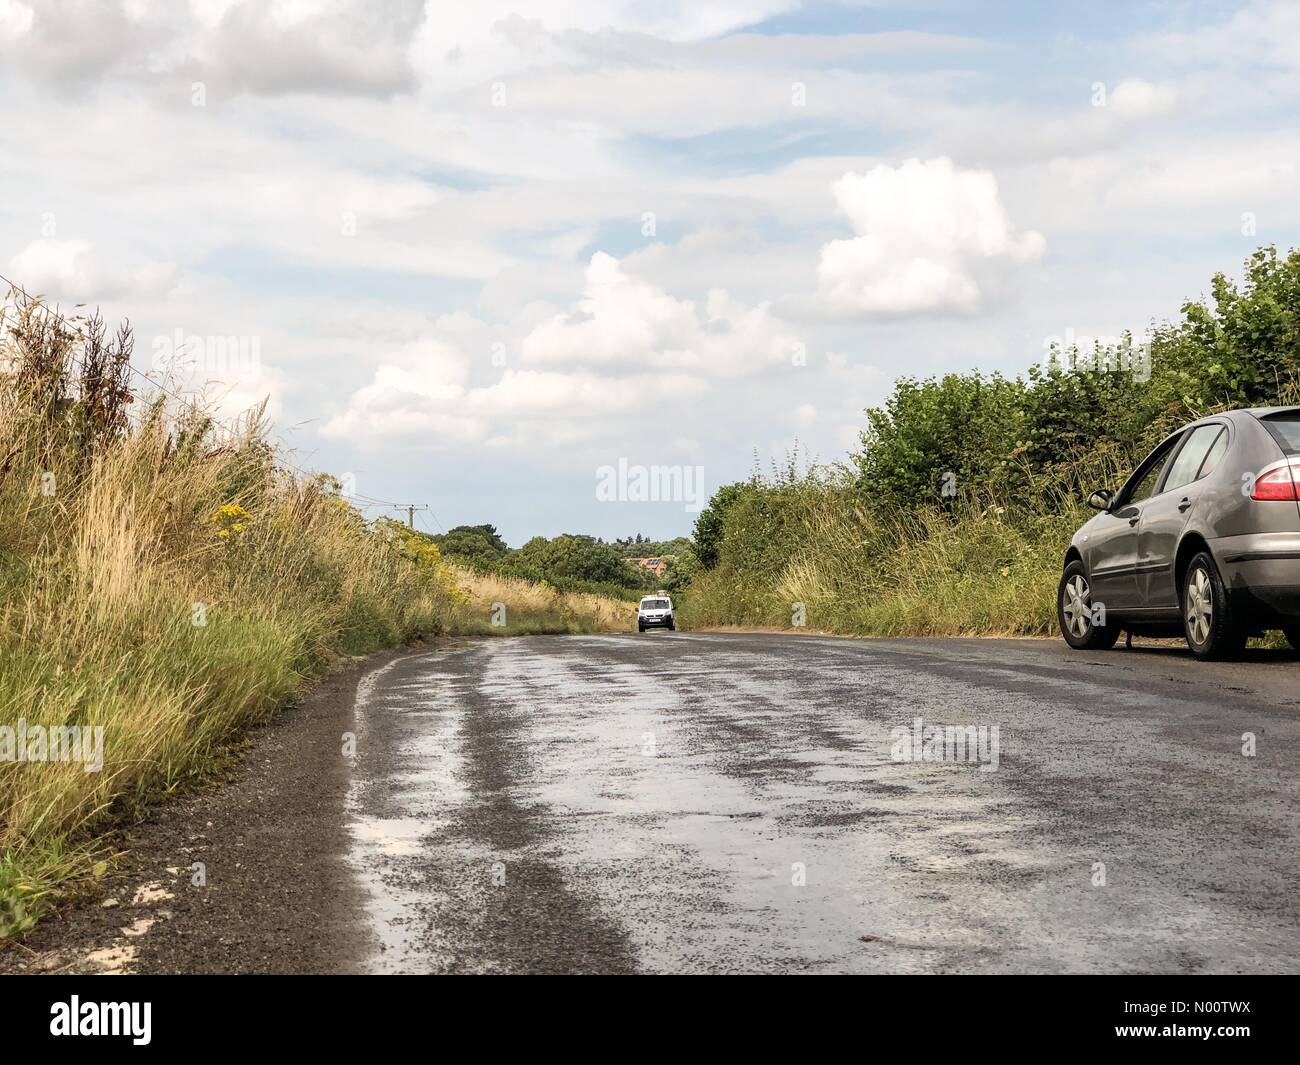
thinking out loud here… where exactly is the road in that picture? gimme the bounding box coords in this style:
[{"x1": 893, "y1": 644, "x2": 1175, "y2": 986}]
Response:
[
  {"x1": 8, "y1": 630, "x2": 1297, "y2": 975},
  {"x1": 344, "y1": 632, "x2": 1300, "y2": 975}
]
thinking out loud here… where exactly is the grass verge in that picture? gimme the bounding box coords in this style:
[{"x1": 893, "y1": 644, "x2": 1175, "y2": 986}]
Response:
[
  {"x1": 448, "y1": 566, "x2": 632, "y2": 635},
  {"x1": 677, "y1": 462, "x2": 1117, "y2": 638},
  {"x1": 0, "y1": 294, "x2": 626, "y2": 940}
]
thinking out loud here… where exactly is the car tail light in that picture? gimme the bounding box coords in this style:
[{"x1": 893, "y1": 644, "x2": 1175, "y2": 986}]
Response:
[{"x1": 1251, "y1": 464, "x2": 1300, "y2": 500}]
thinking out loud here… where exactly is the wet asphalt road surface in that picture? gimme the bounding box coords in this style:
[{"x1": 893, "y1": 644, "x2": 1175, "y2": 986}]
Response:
[{"x1": 346, "y1": 632, "x2": 1300, "y2": 974}]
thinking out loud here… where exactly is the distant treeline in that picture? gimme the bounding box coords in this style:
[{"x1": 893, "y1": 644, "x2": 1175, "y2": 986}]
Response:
[{"x1": 421, "y1": 525, "x2": 694, "y2": 600}]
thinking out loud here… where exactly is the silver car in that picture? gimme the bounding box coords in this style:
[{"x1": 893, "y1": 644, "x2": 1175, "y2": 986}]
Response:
[{"x1": 1059, "y1": 407, "x2": 1300, "y2": 658}]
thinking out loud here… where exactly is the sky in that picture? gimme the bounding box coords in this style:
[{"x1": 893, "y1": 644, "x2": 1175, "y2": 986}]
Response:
[{"x1": 2, "y1": 0, "x2": 1298, "y2": 544}]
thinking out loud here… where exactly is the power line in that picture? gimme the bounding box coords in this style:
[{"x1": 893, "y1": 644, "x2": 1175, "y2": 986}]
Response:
[
  {"x1": 413, "y1": 508, "x2": 446, "y2": 535},
  {"x1": 1, "y1": 270, "x2": 394, "y2": 500},
  {"x1": 2, "y1": 270, "x2": 260, "y2": 449},
  {"x1": 1, "y1": 271, "x2": 435, "y2": 517},
  {"x1": 394, "y1": 503, "x2": 427, "y2": 529},
  {"x1": 346, "y1": 492, "x2": 405, "y2": 508}
]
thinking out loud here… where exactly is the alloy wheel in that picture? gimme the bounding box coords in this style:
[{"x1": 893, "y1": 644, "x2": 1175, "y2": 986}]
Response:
[
  {"x1": 1062, "y1": 575, "x2": 1091, "y2": 638},
  {"x1": 1186, "y1": 567, "x2": 1213, "y2": 645}
]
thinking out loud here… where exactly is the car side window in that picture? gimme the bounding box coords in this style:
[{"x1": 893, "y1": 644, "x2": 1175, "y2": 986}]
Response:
[
  {"x1": 1163, "y1": 424, "x2": 1224, "y2": 493},
  {"x1": 1129, "y1": 462, "x2": 1165, "y2": 503},
  {"x1": 1197, "y1": 427, "x2": 1228, "y2": 479},
  {"x1": 1127, "y1": 441, "x2": 1178, "y2": 503}
]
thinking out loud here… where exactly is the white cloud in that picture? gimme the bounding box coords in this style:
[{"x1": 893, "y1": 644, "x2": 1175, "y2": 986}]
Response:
[
  {"x1": 0, "y1": 0, "x2": 426, "y2": 95},
  {"x1": 1107, "y1": 78, "x2": 1178, "y2": 120},
  {"x1": 8, "y1": 239, "x2": 178, "y2": 302},
  {"x1": 187, "y1": 0, "x2": 427, "y2": 98},
  {"x1": 816, "y1": 157, "x2": 1045, "y2": 315},
  {"x1": 0, "y1": 0, "x2": 32, "y2": 45},
  {"x1": 205, "y1": 361, "x2": 289, "y2": 425},
  {"x1": 1136, "y1": 0, "x2": 1300, "y2": 76},
  {"x1": 320, "y1": 254, "x2": 809, "y2": 452},
  {"x1": 521, "y1": 252, "x2": 803, "y2": 376},
  {"x1": 0, "y1": 1, "x2": 802, "y2": 98},
  {"x1": 320, "y1": 337, "x2": 487, "y2": 445},
  {"x1": 9, "y1": 239, "x2": 100, "y2": 296},
  {"x1": 322, "y1": 359, "x2": 708, "y2": 452}
]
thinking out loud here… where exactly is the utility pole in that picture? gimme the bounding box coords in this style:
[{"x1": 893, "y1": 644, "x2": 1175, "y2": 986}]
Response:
[{"x1": 394, "y1": 504, "x2": 429, "y2": 529}]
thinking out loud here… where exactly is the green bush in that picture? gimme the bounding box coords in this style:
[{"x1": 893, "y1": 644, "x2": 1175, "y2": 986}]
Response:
[{"x1": 682, "y1": 246, "x2": 1300, "y2": 637}]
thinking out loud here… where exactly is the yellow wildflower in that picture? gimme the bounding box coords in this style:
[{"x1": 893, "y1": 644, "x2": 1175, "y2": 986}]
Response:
[{"x1": 212, "y1": 503, "x2": 254, "y2": 542}]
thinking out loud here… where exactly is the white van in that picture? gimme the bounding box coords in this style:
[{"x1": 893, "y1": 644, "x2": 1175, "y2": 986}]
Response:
[{"x1": 637, "y1": 595, "x2": 675, "y2": 632}]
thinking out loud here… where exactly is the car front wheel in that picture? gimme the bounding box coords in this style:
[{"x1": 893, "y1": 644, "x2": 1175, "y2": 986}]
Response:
[
  {"x1": 1057, "y1": 561, "x2": 1120, "y2": 650},
  {"x1": 1182, "y1": 551, "x2": 1246, "y2": 659}
]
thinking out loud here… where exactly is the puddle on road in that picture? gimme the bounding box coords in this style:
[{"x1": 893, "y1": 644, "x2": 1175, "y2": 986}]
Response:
[
  {"x1": 339, "y1": 638, "x2": 1065, "y2": 973},
  {"x1": 345, "y1": 653, "x2": 474, "y2": 974},
  {"x1": 338, "y1": 635, "x2": 1299, "y2": 974},
  {"x1": 351, "y1": 817, "x2": 428, "y2": 857},
  {"x1": 469, "y1": 638, "x2": 1087, "y2": 973}
]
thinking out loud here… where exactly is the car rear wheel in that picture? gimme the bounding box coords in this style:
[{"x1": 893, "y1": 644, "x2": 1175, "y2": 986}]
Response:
[
  {"x1": 1182, "y1": 551, "x2": 1246, "y2": 659},
  {"x1": 1057, "y1": 561, "x2": 1120, "y2": 650}
]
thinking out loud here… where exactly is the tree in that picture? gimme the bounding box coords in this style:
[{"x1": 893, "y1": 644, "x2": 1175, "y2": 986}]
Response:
[
  {"x1": 511, "y1": 534, "x2": 630, "y2": 584},
  {"x1": 852, "y1": 372, "x2": 1026, "y2": 509},
  {"x1": 1147, "y1": 246, "x2": 1300, "y2": 413},
  {"x1": 429, "y1": 524, "x2": 508, "y2": 566},
  {"x1": 1020, "y1": 353, "x2": 1149, "y2": 471},
  {"x1": 692, "y1": 483, "x2": 748, "y2": 568}
]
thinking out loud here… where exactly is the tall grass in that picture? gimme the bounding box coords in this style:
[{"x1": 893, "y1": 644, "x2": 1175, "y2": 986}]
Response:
[
  {"x1": 0, "y1": 293, "x2": 625, "y2": 938},
  {"x1": 679, "y1": 447, "x2": 1132, "y2": 637},
  {"x1": 448, "y1": 567, "x2": 632, "y2": 635}
]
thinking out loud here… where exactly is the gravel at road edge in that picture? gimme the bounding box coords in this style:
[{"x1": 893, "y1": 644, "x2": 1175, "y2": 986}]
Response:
[{"x1": 0, "y1": 646, "x2": 422, "y2": 975}]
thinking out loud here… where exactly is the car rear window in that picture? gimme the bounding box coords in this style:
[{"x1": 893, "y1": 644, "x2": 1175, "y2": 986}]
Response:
[
  {"x1": 1199, "y1": 427, "x2": 1228, "y2": 477},
  {"x1": 1261, "y1": 412, "x2": 1300, "y2": 454},
  {"x1": 1163, "y1": 424, "x2": 1224, "y2": 493}
]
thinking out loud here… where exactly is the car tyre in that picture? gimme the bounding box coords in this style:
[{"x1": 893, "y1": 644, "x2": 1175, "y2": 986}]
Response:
[
  {"x1": 637, "y1": 622, "x2": 645, "y2": 633},
  {"x1": 1182, "y1": 551, "x2": 1246, "y2": 660},
  {"x1": 1057, "y1": 561, "x2": 1120, "y2": 650}
]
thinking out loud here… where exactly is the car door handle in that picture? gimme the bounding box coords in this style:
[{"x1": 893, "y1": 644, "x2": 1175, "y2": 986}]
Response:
[
  {"x1": 1178, "y1": 497, "x2": 1192, "y2": 512},
  {"x1": 1128, "y1": 515, "x2": 1139, "y2": 526}
]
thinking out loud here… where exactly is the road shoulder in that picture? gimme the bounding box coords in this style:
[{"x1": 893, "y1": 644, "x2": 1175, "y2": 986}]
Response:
[{"x1": 0, "y1": 645, "x2": 422, "y2": 975}]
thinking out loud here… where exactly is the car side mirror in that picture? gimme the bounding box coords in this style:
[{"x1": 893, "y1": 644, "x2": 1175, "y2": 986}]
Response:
[{"x1": 1086, "y1": 488, "x2": 1114, "y2": 511}]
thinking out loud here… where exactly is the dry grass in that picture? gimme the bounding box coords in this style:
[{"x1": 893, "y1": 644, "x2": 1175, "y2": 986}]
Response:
[
  {"x1": 0, "y1": 293, "x2": 617, "y2": 939},
  {"x1": 0, "y1": 398, "x2": 460, "y2": 935},
  {"x1": 448, "y1": 566, "x2": 632, "y2": 635}
]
